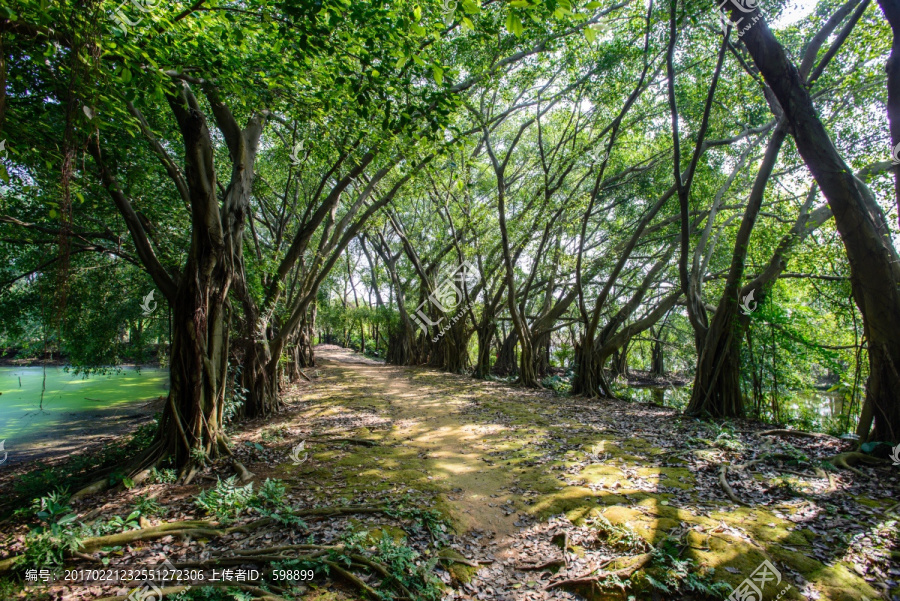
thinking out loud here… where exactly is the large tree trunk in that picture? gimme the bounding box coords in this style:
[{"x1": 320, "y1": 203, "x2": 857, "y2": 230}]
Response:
[
  {"x1": 649, "y1": 329, "x2": 664, "y2": 378},
  {"x1": 533, "y1": 330, "x2": 551, "y2": 378},
  {"x1": 90, "y1": 84, "x2": 266, "y2": 475},
  {"x1": 241, "y1": 337, "x2": 279, "y2": 419},
  {"x1": 729, "y1": 4, "x2": 900, "y2": 442},
  {"x1": 571, "y1": 334, "x2": 614, "y2": 398},
  {"x1": 492, "y1": 330, "x2": 518, "y2": 376},
  {"x1": 473, "y1": 321, "x2": 495, "y2": 378},
  {"x1": 160, "y1": 274, "x2": 230, "y2": 473}
]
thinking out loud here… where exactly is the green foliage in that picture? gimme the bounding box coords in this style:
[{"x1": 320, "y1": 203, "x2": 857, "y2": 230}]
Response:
[
  {"x1": 373, "y1": 531, "x2": 442, "y2": 601},
  {"x1": 640, "y1": 538, "x2": 731, "y2": 598},
  {"x1": 193, "y1": 477, "x2": 255, "y2": 524},
  {"x1": 147, "y1": 467, "x2": 178, "y2": 484},
  {"x1": 541, "y1": 373, "x2": 573, "y2": 395},
  {"x1": 20, "y1": 493, "x2": 83, "y2": 571},
  {"x1": 591, "y1": 514, "x2": 646, "y2": 551},
  {"x1": 193, "y1": 477, "x2": 304, "y2": 527},
  {"x1": 169, "y1": 586, "x2": 255, "y2": 601},
  {"x1": 132, "y1": 494, "x2": 165, "y2": 517}
]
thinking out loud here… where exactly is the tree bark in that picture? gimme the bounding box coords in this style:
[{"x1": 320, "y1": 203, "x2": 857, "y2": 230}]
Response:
[{"x1": 877, "y1": 0, "x2": 900, "y2": 229}]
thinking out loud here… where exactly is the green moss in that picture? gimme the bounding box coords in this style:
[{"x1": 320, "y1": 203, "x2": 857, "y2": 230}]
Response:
[{"x1": 437, "y1": 547, "x2": 479, "y2": 584}]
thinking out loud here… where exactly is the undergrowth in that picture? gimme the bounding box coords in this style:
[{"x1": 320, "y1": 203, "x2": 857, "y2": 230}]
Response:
[{"x1": 193, "y1": 477, "x2": 304, "y2": 526}]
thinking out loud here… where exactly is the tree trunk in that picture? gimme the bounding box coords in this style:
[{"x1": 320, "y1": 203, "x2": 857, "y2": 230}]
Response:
[
  {"x1": 533, "y1": 330, "x2": 551, "y2": 378},
  {"x1": 878, "y1": 0, "x2": 900, "y2": 229},
  {"x1": 159, "y1": 276, "x2": 229, "y2": 473},
  {"x1": 241, "y1": 337, "x2": 279, "y2": 419},
  {"x1": 492, "y1": 330, "x2": 518, "y2": 376},
  {"x1": 571, "y1": 334, "x2": 614, "y2": 398},
  {"x1": 649, "y1": 334, "x2": 664, "y2": 377},
  {"x1": 473, "y1": 322, "x2": 495, "y2": 378}
]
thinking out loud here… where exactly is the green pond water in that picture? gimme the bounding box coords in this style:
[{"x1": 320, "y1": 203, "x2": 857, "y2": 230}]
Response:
[{"x1": 0, "y1": 366, "x2": 169, "y2": 455}]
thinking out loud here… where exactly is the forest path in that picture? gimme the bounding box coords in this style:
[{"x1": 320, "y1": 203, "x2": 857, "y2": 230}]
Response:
[
  {"x1": 315, "y1": 345, "x2": 524, "y2": 539},
  {"x1": 272, "y1": 345, "x2": 895, "y2": 601}
]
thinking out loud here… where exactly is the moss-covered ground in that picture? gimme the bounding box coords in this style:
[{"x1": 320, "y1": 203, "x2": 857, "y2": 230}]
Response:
[{"x1": 280, "y1": 346, "x2": 898, "y2": 601}]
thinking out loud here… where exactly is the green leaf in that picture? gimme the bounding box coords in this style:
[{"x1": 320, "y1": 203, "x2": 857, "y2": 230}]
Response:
[
  {"x1": 432, "y1": 65, "x2": 444, "y2": 85},
  {"x1": 584, "y1": 26, "x2": 596, "y2": 42},
  {"x1": 126, "y1": 510, "x2": 141, "y2": 521},
  {"x1": 505, "y1": 12, "x2": 523, "y2": 36},
  {"x1": 509, "y1": 0, "x2": 530, "y2": 7},
  {"x1": 395, "y1": 55, "x2": 408, "y2": 69},
  {"x1": 57, "y1": 513, "x2": 78, "y2": 525},
  {"x1": 585, "y1": 1, "x2": 602, "y2": 7},
  {"x1": 413, "y1": 5, "x2": 422, "y2": 20},
  {"x1": 49, "y1": 208, "x2": 58, "y2": 218}
]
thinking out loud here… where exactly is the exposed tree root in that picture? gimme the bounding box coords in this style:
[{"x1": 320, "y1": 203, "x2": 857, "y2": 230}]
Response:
[
  {"x1": 825, "y1": 452, "x2": 886, "y2": 477},
  {"x1": 324, "y1": 560, "x2": 380, "y2": 597},
  {"x1": 95, "y1": 585, "x2": 190, "y2": 601},
  {"x1": 718, "y1": 464, "x2": 749, "y2": 506},
  {"x1": 306, "y1": 436, "x2": 379, "y2": 447},
  {"x1": 759, "y1": 429, "x2": 837, "y2": 440},
  {"x1": 70, "y1": 444, "x2": 166, "y2": 501},
  {"x1": 95, "y1": 583, "x2": 286, "y2": 601},
  {"x1": 545, "y1": 552, "x2": 654, "y2": 590},
  {"x1": 0, "y1": 505, "x2": 401, "y2": 574}
]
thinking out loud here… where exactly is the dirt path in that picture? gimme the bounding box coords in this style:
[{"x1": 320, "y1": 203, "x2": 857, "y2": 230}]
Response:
[
  {"x1": 279, "y1": 346, "x2": 897, "y2": 601},
  {"x1": 317, "y1": 346, "x2": 520, "y2": 537}
]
